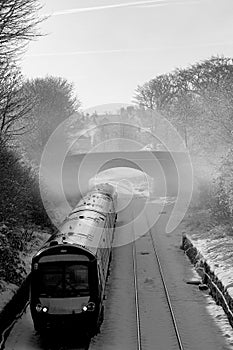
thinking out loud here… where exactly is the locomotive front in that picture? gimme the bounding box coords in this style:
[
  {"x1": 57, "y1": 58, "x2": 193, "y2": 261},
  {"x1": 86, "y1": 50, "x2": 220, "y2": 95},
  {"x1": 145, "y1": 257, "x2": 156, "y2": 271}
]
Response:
[{"x1": 30, "y1": 244, "x2": 99, "y2": 333}]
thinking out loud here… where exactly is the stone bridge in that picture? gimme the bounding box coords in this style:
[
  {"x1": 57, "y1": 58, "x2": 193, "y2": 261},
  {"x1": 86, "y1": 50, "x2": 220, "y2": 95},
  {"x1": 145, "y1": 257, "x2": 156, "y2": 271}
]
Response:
[
  {"x1": 40, "y1": 149, "x2": 193, "y2": 233},
  {"x1": 61, "y1": 150, "x2": 192, "y2": 202}
]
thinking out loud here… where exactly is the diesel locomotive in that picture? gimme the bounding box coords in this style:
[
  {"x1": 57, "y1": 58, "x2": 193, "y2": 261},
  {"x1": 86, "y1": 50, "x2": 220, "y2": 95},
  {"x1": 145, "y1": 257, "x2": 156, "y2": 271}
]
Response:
[{"x1": 30, "y1": 183, "x2": 117, "y2": 335}]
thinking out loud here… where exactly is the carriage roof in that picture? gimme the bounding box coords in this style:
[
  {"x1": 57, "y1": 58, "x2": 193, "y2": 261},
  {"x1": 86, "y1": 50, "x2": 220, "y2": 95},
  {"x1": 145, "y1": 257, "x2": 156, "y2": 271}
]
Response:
[
  {"x1": 73, "y1": 191, "x2": 115, "y2": 215},
  {"x1": 36, "y1": 210, "x2": 108, "y2": 258},
  {"x1": 33, "y1": 183, "x2": 116, "y2": 260}
]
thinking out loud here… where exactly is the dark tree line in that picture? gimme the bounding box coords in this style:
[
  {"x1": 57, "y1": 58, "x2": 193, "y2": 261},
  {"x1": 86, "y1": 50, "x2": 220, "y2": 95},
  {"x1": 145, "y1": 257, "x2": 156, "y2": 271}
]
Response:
[
  {"x1": 0, "y1": 1, "x2": 81, "y2": 287},
  {"x1": 0, "y1": 0, "x2": 44, "y2": 287}
]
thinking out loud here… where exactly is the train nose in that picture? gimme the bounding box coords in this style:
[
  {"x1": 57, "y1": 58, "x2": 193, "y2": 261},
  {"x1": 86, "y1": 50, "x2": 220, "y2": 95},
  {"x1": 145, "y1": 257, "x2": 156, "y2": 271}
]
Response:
[{"x1": 39, "y1": 296, "x2": 90, "y2": 315}]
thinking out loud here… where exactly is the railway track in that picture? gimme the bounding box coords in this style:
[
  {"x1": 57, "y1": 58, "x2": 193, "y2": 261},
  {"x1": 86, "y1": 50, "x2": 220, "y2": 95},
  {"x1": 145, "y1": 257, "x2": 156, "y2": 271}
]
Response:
[
  {"x1": 132, "y1": 233, "x2": 142, "y2": 350},
  {"x1": 132, "y1": 214, "x2": 185, "y2": 350},
  {"x1": 148, "y1": 227, "x2": 184, "y2": 350}
]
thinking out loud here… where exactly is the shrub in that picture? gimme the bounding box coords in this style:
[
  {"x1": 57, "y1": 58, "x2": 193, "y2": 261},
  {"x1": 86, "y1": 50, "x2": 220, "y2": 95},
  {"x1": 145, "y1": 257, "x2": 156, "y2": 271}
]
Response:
[
  {"x1": 209, "y1": 149, "x2": 233, "y2": 223},
  {"x1": 0, "y1": 142, "x2": 53, "y2": 285},
  {"x1": 0, "y1": 229, "x2": 26, "y2": 285}
]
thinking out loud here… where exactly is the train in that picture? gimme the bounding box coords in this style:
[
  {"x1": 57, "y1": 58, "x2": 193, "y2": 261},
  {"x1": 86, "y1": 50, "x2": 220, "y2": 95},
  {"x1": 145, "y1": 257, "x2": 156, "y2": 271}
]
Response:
[{"x1": 30, "y1": 183, "x2": 117, "y2": 335}]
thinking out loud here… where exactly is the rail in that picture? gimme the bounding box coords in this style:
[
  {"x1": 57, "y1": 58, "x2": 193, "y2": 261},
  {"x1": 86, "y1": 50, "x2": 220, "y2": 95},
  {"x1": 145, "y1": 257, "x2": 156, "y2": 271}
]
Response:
[
  {"x1": 147, "y1": 219, "x2": 184, "y2": 350},
  {"x1": 132, "y1": 235, "x2": 142, "y2": 350}
]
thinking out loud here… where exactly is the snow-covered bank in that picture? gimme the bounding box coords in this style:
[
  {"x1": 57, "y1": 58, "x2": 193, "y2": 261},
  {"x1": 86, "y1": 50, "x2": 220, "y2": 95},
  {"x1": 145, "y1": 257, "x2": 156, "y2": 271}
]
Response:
[
  {"x1": 181, "y1": 215, "x2": 233, "y2": 328},
  {"x1": 0, "y1": 228, "x2": 50, "y2": 343}
]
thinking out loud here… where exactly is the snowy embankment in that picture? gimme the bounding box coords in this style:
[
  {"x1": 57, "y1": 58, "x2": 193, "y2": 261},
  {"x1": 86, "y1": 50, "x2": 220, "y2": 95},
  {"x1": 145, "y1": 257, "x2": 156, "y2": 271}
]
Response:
[{"x1": 181, "y1": 210, "x2": 233, "y2": 328}]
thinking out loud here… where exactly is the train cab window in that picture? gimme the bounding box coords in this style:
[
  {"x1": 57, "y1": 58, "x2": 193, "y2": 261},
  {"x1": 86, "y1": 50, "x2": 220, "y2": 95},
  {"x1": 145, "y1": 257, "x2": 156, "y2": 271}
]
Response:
[
  {"x1": 38, "y1": 262, "x2": 89, "y2": 298},
  {"x1": 65, "y1": 264, "x2": 88, "y2": 292},
  {"x1": 38, "y1": 264, "x2": 63, "y2": 297}
]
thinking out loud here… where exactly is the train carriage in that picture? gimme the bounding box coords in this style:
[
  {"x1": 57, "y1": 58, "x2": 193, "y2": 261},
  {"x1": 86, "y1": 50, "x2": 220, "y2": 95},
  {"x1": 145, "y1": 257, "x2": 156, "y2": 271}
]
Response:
[{"x1": 30, "y1": 184, "x2": 117, "y2": 335}]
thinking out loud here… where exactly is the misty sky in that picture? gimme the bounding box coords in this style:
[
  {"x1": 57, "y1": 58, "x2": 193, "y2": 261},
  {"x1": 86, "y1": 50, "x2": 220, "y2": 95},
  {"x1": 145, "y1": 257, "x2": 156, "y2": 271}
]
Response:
[{"x1": 21, "y1": 0, "x2": 233, "y2": 109}]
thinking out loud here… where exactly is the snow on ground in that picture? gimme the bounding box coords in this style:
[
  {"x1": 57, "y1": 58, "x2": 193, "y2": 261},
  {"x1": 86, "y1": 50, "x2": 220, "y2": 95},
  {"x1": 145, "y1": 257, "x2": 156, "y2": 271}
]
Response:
[
  {"x1": 205, "y1": 296, "x2": 233, "y2": 345},
  {"x1": 182, "y1": 209, "x2": 233, "y2": 345},
  {"x1": 0, "y1": 282, "x2": 18, "y2": 311},
  {"x1": 184, "y1": 216, "x2": 233, "y2": 297}
]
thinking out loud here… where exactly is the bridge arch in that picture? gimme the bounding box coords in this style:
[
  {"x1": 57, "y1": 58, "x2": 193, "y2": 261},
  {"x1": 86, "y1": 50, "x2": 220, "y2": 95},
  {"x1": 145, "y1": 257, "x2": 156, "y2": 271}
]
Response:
[{"x1": 97, "y1": 158, "x2": 143, "y2": 174}]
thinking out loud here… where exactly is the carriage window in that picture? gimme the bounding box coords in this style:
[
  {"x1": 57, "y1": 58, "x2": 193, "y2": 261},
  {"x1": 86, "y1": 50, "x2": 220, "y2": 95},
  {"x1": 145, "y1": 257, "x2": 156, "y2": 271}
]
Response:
[{"x1": 38, "y1": 262, "x2": 89, "y2": 298}]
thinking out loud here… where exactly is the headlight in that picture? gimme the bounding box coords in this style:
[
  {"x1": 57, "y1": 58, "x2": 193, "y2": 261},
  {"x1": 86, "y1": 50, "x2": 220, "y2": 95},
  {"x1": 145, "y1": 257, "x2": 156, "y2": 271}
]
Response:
[
  {"x1": 82, "y1": 305, "x2": 88, "y2": 312},
  {"x1": 35, "y1": 304, "x2": 48, "y2": 313},
  {"x1": 87, "y1": 302, "x2": 95, "y2": 311},
  {"x1": 82, "y1": 302, "x2": 95, "y2": 312},
  {"x1": 35, "y1": 304, "x2": 42, "y2": 312}
]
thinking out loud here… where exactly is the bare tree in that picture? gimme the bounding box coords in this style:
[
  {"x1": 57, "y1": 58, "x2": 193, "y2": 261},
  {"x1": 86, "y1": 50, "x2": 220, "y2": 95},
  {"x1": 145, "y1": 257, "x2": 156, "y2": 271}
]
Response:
[
  {"x1": 134, "y1": 56, "x2": 233, "y2": 155},
  {"x1": 0, "y1": 0, "x2": 43, "y2": 60},
  {"x1": 0, "y1": 61, "x2": 34, "y2": 142},
  {"x1": 0, "y1": 0, "x2": 44, "y2": 144},
  {"x1": 134, "y1": 74, "x2": 178, "y2": 110},
  {"x1": 179, "y1": 56, "x2": 233, "y2": 147}
]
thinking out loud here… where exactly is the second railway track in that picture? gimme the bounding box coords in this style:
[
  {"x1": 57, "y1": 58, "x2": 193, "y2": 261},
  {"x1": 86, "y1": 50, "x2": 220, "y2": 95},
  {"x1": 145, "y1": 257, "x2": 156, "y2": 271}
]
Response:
[{"x1": 132, "y1": 212, "x2": 185, "y2": 350}]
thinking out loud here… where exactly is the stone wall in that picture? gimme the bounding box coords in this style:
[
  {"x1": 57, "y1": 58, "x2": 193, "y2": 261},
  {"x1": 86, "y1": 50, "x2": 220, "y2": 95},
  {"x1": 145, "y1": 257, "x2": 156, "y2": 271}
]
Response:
[{"x1": 181, "y1": 234, "x2": 233, "y2": 328}]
